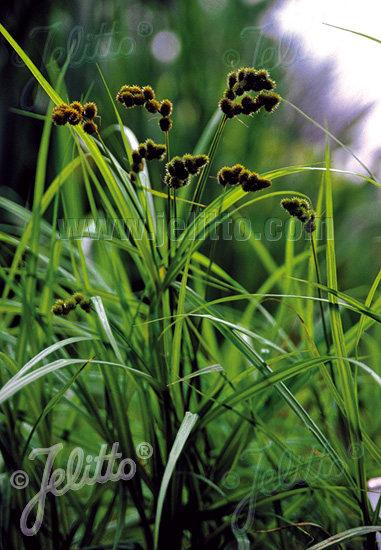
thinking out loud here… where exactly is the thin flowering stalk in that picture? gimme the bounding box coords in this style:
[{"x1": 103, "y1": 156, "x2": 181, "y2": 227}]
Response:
[
  {"x1": 205, "y1": 185, "x2": 228, "y2": 300},
  {"x1": 193, "y1": 184, "x2": 228, "y2": 358},
  {"x1": 281, "y1": 196, "x2": 335, "y2": 376},
  {"x1": 311, "y1": 235, "x2": 334, "y2": 381},
  {"x1": 165, "y1": 131, "x2": 170, "y2": 172},
  {"x1": 189, "y1": 114, "x2": 227, "y2": 220},
  {"x1": 165, "y1": 130, "x2": 173, "y2": 264},
  {"x1": 164, "y1": 131, "x2": 178, "y2": 221},
  {"x1": 173, "y1": 188, "x2": 177, "y2": 221}
]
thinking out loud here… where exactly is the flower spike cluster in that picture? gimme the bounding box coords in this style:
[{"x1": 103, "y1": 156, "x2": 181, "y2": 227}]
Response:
[
  {"x1": 280, "y1": 197, "x2": 316, "y2": 233},
  {"x1": 130, "y1": 139, "x2": 166, "y2": 180},
  {"x1": 219, "y1": 67, "x2": 281, "y2": 119},
  {"x1": 164, "y1": 154, "x2": 209, "y2": 189},
  {"x1": 116, "y1": 85, "x2": 173, "y2": 132},
  {"x1": 51, "y1": 293, "x2": 92, "y2": 316},
  {"x1": 217, "y1": 164, "x2": 272, "y2": 193},
  {"x1": 52, "y1": 101, "x2": 98, "y2": 135}
]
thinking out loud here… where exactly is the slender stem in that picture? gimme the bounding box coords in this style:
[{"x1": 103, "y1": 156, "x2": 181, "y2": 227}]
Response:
[
  {"x1": 311, "y1": 237, "x2": 335, "y2": 384},
  {"x1": 273, "y1": 500, "x2": 286, "y2": 550},
  {"x1": 311, "y1": 236, "x2": 375, "y2": 547},
  {"x1": 165, "y1": 131, "x2": 172, "y2": 265},
  {"x1": 189, "y1": 114, "x2": 227, "y2": 223},
  {"x1": 167, "y1": 188, "x2": 171, "y2": 260},
  {"x1": 192, "y1": 187, "x2": 227, "y2": 359},
  {"x1": 205, "y1": 185, "x2": 227, "y2": 302},
  {"x1": 165, "y1": 130, "x2": 170, "y2": 164}
]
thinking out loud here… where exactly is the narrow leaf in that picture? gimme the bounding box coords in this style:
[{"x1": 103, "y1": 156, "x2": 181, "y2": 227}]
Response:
[{"x1": 154, "y1": 412, "x2": 198, "y2": 550}]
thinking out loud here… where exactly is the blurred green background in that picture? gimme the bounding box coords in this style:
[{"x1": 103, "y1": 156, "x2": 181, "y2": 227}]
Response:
[{"x1": 1, "y1": 0, "x2": 379, "y2": 296}]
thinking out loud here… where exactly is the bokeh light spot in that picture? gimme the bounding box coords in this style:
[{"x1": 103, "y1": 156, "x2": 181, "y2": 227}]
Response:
[{"x1": 152, "y1": 31, "x2": 181, "y2": 63}]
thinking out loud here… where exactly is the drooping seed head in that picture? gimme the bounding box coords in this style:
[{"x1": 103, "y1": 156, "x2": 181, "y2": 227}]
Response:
[
  {"x1": 182, "y1": 154, "x2": 206, "y2": 175},
  {"x1": 83, "y1": 120, "x2": 98, "y2": 135},
  {"x1": 281, "y1": 197, "x2": 310, "y2": 222},
  {"x1": 216, "y1": 167, "x2": 231, "y2": 186},
  {"x1": 51, "y1": 299, "x2": 65, "y2": 315},
  {"x1": 256, "y1": 91, "x2": 281, "y2": 113},
  {"x1": 243, "y1": 68, "x2": 256, "y2": 91},
  {"x1": 70, "y1": 101, "x2": 83, "y2": 114},
  {"x1": 67, "y1": 108, "x2": 82, "y2": 125},
  {"x1": 152, "y1": 144, "x2": 166, "y2": 161},
  {"x1": 79, "y1": 298, "x2": 92, "y2": 313},
  {"x1": 138, "y1": 144, "x2": 147, "y2": 158},
  {"x1": 238, "y1": 169, "x2": 251, "y2": 186},
  {"x1": 252, "y1": 69, "x2": 276, "y2": 91},
  {"x1": 145, "y1": 139, "x2": 166, "y2": 161},
  {"x1": 231, "y1": 102, "x2": 243, "y2": 116},
  {"x1": 144, "y1": 99, "x2": 160, "y2": 113},
  {"x1": 227, "y1": 71, "x2": 238, "y2": 89},
  {"x1": 159, "y1": 99, "x2": 173, "y2": 117},
  {"x1": 52, "y1": 105, "x2": 69, "y2": 126},
  {"x1": 130, "y1": 85, "x2": 142, "y2": 94},
  {"x1": 119, "y1": 91, "x2": 135, "y2": 107},
  {"x1": 230, "y1": 164, "x2": 245, "y2": 185},
  {"x1": 219, "y1": 98, "x2": 235, "y2": 118},
  {"x1": 159, "y1": 116, "x2": 173, "y2": 132},
  {"x1": 242, "y1": 173, "x2": 272, "y2": 192},
  {"x1": 241, "y1": 95, "x2": 261, "y2": 115},
  {"x1": 83, "y1": 102, "x2": 97, "y2": 119},
  {"x1": 237, "y1": 68, "x2": 247, "y2": 82},
  {"x1": 192, "y1": 154, "x2": 209, "y2": 171},
  {"x1": 256, "y1": 177, "x2": 272, "y2": 190},
  {"x1": 224, "y1": 88, "x2": 236, "y2": 100},
  {"x1": 164, "y1": 173, "x2": 190, "y2": 189},
  {"x1": 168, "y1": 157, "x2": 189, "y2": 180},
  {"x1": 133, "y1": 93, "x2": 146, "y2": 106},
  {"x1": 142, "y1": 85, "x2": 155, "y2": 101},
  {"x1": 73, "y1": 292, "x2": 85, "y2": 304},
  {"x1": 183, "y1": 154, "x2": 197, "y2": 174},
  {"x1": 64, "y1": 297, "x2": 77, "y2": 312},
  {"x1": 131, "y1": 162, "x2": 144, "y2": 173},
  {"x1": 132, "y1": 150, "x2": 142, "y2": 164}
]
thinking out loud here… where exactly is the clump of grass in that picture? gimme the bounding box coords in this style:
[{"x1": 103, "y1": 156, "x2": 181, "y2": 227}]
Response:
[{"x1": 1, "y1": 22, "x2": 380, "y2": 550}]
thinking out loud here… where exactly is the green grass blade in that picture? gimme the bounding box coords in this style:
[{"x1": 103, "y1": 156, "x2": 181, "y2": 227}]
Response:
[
  {"x1": 3, "y1": 336, "x2": 92, "y2": 386},
  {"x1": 0, "y1": 24, "x2": 63, "y2": 105},
  {"x1": 178, "y1": 284, "x2": 357, "y2": 489},
  {"x1": 322, "y1": 22, "x2": 381, "y2": 44},
  {"x1": 154, "y1": 412, "x2": 198, "y2": 550},
  {"x1": 91, "y1": 296, "x2": 124, "y2": 363},
  {"x1": 308, "y1": 526, "x2": 381, "y2": 550},
  {"x1": 288, "y1": 278, "x2": 381, "y2": 324},
  {"x1": 283, "y1": 98, "x2": 377, "y2": 182},
  {"x1": 21, "y1": 357, "x2": 94, "y2": 460},
  {"x1": 355, "y1": 268, "x2": 381, "y2": 355},
  {"x1": 324, "y1": 136, "x2": 372, "y2": 528},
  {"x1": 167, "y1": 364, "x2": 224, "y2": 386}
]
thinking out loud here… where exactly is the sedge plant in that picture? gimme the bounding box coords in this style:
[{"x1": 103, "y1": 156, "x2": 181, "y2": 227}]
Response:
[{"x1": 1, "y1": 23, "x2": 381, "y2": 550}]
